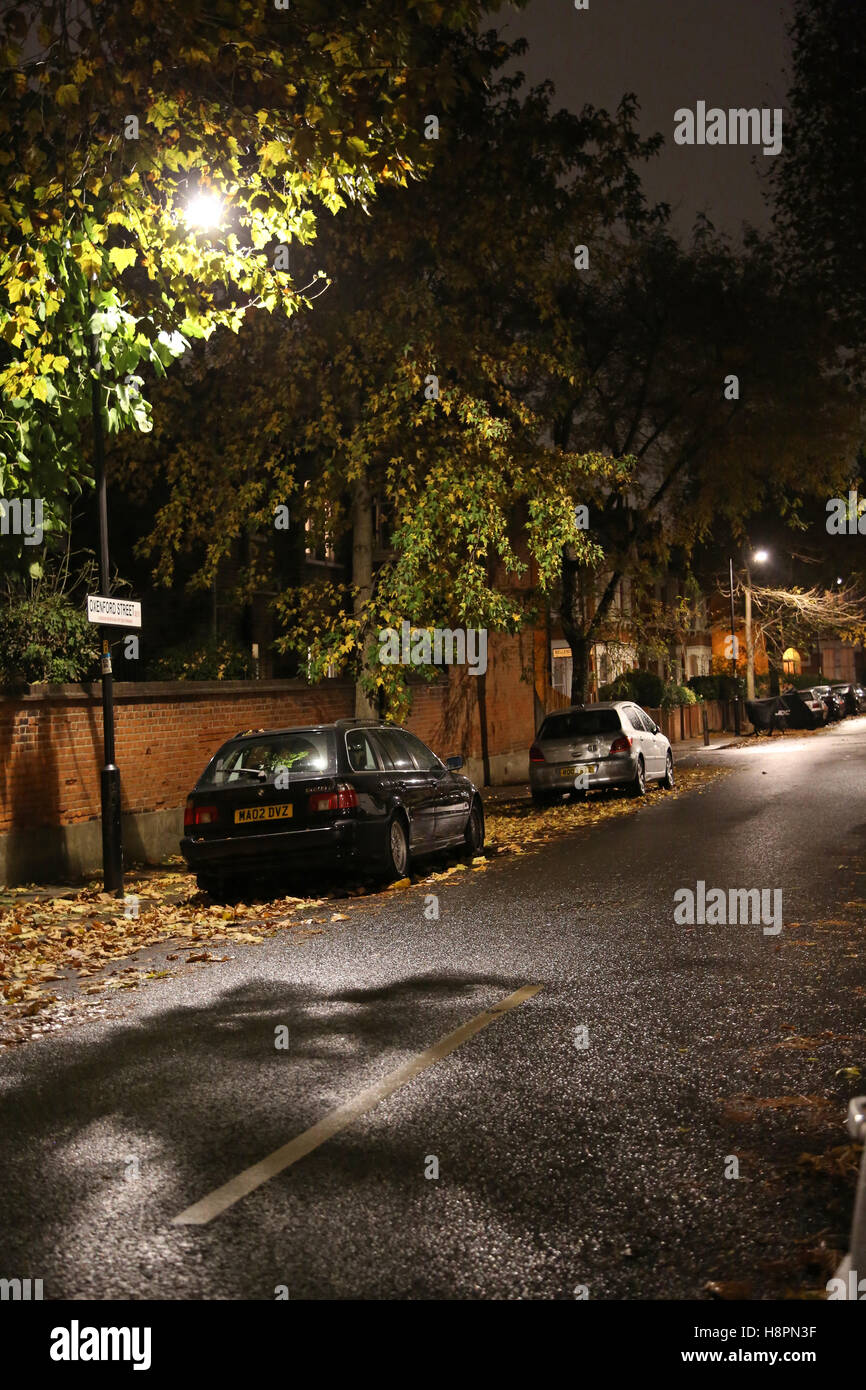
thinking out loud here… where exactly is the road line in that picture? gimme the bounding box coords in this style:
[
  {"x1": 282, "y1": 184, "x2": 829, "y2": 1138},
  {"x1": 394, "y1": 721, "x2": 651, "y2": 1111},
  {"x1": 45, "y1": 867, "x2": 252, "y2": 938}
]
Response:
[{"x1": 172, "y1": 983, "x2": 542, "y2": 1226}]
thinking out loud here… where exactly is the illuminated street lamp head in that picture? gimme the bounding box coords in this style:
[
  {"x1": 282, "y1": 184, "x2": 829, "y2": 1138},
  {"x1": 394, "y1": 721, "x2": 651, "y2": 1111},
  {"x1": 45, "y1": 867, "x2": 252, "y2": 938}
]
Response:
[
  {"x1": 753, "y1": 548, "x2": 769, "y2": 564},
  {"x1": 185, "y1": 190, "x2": 225, "y2": 231}
]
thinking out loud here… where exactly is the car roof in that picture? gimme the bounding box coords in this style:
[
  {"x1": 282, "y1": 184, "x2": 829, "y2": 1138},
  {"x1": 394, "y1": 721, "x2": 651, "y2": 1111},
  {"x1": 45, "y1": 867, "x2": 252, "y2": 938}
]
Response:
[
  {"x1": 228, "y1": 719, "x2": 390, "y2": 742},
  {"x1": 542, "y1": 701, "x2": 627, "y2": 713}
]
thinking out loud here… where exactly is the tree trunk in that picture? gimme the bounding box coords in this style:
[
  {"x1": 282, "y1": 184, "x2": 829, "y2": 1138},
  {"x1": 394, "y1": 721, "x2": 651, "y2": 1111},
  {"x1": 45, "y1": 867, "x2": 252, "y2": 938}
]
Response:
[
  {"x1": 561, "y1": 548, "x2": 592, "y2": 704},
  {"x1": 561, "y1": 547, "x2": 622, "y2": 705},
  {"x1": 744, "y1": 582, "x2": 756, "y2": 700},
  {"x1": 351, "y1": 472, "x2": 377, "y2": 718}
]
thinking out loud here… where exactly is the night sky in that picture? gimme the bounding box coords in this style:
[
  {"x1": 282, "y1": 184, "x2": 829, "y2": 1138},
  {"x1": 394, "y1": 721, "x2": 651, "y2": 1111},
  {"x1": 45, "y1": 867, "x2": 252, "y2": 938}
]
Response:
[{"x1": 502, "y1": 0, "x2": 793, "y2": 235}]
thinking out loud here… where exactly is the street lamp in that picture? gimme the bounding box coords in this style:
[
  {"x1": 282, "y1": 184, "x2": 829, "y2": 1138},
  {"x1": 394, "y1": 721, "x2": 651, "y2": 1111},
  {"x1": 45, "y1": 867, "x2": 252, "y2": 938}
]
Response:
[
  {"x1": 184, "y1": 190, "x2": 225, "y2": 231},
  {"x1": 728, "y1": 548, "x2": 770, "y2": 730},
  {"x1": 89, "y1": 314, "x2": 123, "y2": 896},
  {"x1": 744, "y1": 549, "x2": 769, "y2": 703}
]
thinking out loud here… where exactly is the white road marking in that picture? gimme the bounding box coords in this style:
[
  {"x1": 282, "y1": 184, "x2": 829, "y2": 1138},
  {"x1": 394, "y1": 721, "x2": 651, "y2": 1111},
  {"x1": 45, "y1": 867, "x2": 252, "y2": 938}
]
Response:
[{"x1": 172, "y1": 983, "x2": 542, "y2": 1226}]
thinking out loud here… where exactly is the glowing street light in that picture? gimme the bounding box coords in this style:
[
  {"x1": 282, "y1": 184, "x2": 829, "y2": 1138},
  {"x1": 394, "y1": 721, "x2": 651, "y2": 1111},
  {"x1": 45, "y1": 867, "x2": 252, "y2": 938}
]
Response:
[
  {"x1": 730, "y1": 546, "x2": 771, "y2": 712},
  {"x1": 185, "y1": 190, "x2": 225, "y2": 231}
]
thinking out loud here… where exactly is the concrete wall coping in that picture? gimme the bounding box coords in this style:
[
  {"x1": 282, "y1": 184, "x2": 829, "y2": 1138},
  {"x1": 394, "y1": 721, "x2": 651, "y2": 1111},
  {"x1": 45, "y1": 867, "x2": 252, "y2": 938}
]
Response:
[
  {"x1": 0, "y1": 674, "x2": 449, "y2": 704},
  {"x1": 0, "y1": 678, "x2": 353, "y2": 704}
]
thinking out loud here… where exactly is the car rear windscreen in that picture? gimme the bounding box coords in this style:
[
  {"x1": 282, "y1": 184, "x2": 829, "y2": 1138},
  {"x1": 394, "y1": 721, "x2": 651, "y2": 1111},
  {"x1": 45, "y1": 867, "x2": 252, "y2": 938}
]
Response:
[
  {"x1": 539, "y1": 710, "x2": 621, "y2": 739},
  {"x1": 198, "y1": 731, "x2": 336, "y2": 787}
]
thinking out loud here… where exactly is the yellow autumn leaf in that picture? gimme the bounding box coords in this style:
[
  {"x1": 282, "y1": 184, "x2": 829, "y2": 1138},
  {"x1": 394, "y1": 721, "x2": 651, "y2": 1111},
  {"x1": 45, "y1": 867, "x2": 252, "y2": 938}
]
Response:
[
  {"x1": 260, "y1": 139, "x2": 289, "y2": 174},
  {"x1": 56, "y1": 84, "x2": 79, "y2": 108},
  {"x1": 108, "y1": 246, "x2": 137, "y2": 272}
]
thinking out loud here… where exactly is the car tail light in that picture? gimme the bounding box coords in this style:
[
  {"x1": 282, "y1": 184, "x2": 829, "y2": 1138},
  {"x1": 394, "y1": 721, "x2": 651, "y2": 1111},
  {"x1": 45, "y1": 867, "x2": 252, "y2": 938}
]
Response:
[
  {"x1": 185, "y1": 800, "x2": 218, "y2": 827},
  {"x1": 609, "y1": 734, "x2": 632, "y2": 754},
  {"x1": 529, "y1": 743, "x2": 545, "y2": 763},
  {"x1": 308, "y1": 783, "x2": 358, "y2": 813}
]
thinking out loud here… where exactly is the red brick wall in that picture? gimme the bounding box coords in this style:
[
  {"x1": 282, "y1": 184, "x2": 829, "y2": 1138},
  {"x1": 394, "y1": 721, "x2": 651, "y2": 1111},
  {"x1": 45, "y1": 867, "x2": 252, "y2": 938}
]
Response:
[{"x1": 0, "y1": 631, "x2": 535, "y2": 833}]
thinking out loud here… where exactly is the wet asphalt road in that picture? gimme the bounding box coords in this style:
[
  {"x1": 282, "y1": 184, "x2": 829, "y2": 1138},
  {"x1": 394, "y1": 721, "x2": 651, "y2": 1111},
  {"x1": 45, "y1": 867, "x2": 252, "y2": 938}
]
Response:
[{"x1": 2, "y1": 720, "x2": 865, "y2": 1300}]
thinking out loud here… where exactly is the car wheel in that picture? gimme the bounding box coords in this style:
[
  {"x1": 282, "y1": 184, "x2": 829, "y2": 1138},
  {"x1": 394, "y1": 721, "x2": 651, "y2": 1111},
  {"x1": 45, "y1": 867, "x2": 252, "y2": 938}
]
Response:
[
  {"x1": 195, "y1": 872, "x2": 221, "y2": 897},
  {"x1": 384, "y1": 814, "x2": 410, "y2": 880},
  {"x1": 661, "y1": 750, "x2": 675, "y2": 790},
  {"x1": 629, "y1": 756, "x2": 646, "y2": 798},
  {"x1": 464, "y1": 799, "x2": 485, "y2": 854}
]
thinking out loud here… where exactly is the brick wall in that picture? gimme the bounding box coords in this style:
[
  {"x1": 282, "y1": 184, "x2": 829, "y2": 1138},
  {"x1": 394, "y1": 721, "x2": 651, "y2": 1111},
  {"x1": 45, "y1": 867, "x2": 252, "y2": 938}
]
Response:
[{"x1": 0, "y1": 630, "x2": 536, "y2": 836}]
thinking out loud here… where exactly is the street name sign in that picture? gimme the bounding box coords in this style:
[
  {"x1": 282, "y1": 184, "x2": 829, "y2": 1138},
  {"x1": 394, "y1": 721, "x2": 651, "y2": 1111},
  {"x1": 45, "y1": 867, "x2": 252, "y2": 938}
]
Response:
[{"x1": 86, "y1": 595, "x2": 142, "y2": 628}]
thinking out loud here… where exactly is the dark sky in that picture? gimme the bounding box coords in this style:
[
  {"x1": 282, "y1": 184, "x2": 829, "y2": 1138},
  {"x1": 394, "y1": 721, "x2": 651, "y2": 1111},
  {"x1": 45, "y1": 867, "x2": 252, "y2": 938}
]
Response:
[{"x1": 499, "y1": 0, "x2": 793, "y2": 236}]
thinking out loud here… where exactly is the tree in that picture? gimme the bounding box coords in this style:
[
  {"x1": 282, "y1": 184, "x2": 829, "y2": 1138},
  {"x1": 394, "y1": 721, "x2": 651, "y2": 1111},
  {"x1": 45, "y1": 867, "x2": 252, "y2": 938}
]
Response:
[
  {"x1": 748, "y1": 581, "x2": 866, "y2": 684},
  {"x1": 116, "y1": 53, "x2": 663, "y2": 716},
  {"x1": 545, "y1": 221, "x2": 860, "y2": 702},
  {"x1": 769, "y1": 0, "x2": 866, "y2": 373},
  {"x1": 0, "y1": 0, "x2": 518, "y2": 548}
]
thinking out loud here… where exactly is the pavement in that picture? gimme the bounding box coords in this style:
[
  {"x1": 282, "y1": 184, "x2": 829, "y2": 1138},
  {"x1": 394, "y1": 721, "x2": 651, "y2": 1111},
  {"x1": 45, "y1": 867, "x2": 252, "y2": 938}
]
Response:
[{"x1": 0, "y1": 717, "x2": 864, "y2": 1299}]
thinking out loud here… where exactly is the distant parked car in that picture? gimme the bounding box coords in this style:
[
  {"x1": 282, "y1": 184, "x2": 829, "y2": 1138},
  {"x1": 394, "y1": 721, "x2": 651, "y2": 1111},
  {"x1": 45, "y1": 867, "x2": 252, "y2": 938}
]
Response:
[
  {"x1": 813, "y1": 684, "x2": 846, "y2": 722},
  {"x1": 781, "y1": 688, "x2": 828, "y2": 729},
  {"x1": 181, "y1": 718, "x2": 484, "y2": 897},
  {"x1": 831, "y1": 683, "x2": 866, "y2": 716},
  {"x1": 529, "y1": 701, "x2": 674, "y2": 803}
]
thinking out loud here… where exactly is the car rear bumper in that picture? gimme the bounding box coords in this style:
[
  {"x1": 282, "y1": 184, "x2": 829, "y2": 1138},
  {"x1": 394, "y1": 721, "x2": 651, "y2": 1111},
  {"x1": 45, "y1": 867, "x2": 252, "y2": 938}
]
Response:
[
  {"x1": 181, "y1": 820, "x2": 365, "y2": 874},
  {"x1": 529, "y1": 753, "x2": 637, "y2": 790}
]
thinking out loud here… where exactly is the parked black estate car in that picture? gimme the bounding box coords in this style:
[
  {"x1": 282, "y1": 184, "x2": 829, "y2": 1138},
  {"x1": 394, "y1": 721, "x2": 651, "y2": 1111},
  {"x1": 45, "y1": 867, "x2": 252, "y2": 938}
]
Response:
[{"x1": 180, "y1": 718, "x2": 484, "y2": 895}]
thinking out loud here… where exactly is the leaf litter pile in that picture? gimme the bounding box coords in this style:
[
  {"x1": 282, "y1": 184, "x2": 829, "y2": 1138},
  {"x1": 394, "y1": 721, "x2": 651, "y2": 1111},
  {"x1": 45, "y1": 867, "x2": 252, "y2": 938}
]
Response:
[
  {"x1": 483, "y1": 764, "x2": 728, "y2": 853},
  {"x1": 0, "y1": 866, "x2": 358, "y2": 1042}
]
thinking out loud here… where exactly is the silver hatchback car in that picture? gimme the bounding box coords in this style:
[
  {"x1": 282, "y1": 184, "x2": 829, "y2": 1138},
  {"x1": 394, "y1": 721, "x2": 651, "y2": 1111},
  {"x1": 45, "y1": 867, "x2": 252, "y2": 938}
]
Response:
[{"x1": 529, "y1": 701, "x2": 674, "y2": 803}]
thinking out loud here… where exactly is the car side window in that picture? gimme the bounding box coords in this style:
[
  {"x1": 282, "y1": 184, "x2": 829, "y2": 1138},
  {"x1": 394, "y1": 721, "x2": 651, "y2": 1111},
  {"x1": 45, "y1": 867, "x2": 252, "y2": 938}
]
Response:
[
  {"x1": 345, "y1": 730, "x2": 381, "y2": 772},
  {"x1": 371, "y1": 729, "x2": 415, "y2": 770},
  {"x1": 626, "y1": 706, "x2": 647, "y2": 732},
  {"x1": 399, "y1": 731, "x2": 444, "y2": 772},
  {"x1": 634, "y1": 707, "x2": 656, "y2": 733}
]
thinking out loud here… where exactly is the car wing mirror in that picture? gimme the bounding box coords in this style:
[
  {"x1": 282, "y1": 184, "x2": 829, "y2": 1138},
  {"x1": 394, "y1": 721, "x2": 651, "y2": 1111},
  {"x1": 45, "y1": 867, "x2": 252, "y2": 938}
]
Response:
[{"x1": 445, "y1": 755, "x2": 464, "y2": 771}]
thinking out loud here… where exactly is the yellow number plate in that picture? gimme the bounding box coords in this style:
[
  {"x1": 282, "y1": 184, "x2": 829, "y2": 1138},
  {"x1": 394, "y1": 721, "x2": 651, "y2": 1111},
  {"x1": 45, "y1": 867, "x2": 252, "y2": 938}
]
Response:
[
  {"x1": 559, "y1": 764, "x2": 596, "y2": 778},
  {"x1": 234, "y1": 804, "x2": 293, "y2": 824}
]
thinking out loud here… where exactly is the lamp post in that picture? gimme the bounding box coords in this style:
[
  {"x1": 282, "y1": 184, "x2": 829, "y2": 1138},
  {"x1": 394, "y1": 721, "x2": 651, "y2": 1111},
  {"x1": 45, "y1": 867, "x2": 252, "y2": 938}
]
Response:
[
  {"x1": 89, "y1": 304, "x2": 124, "y2": 896},
  {"x1": 86, "y1": 187, "x2": 225, "y2": 896},
  {"x1": 728, "y1": 557, "x2": 740, "y2": 733},
  {"x1": 744, "y1": 549, "x2": 769, "y2": 701},
  {"x1": 728, "y1": 549, "x2": 769, "y2": 733}
]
